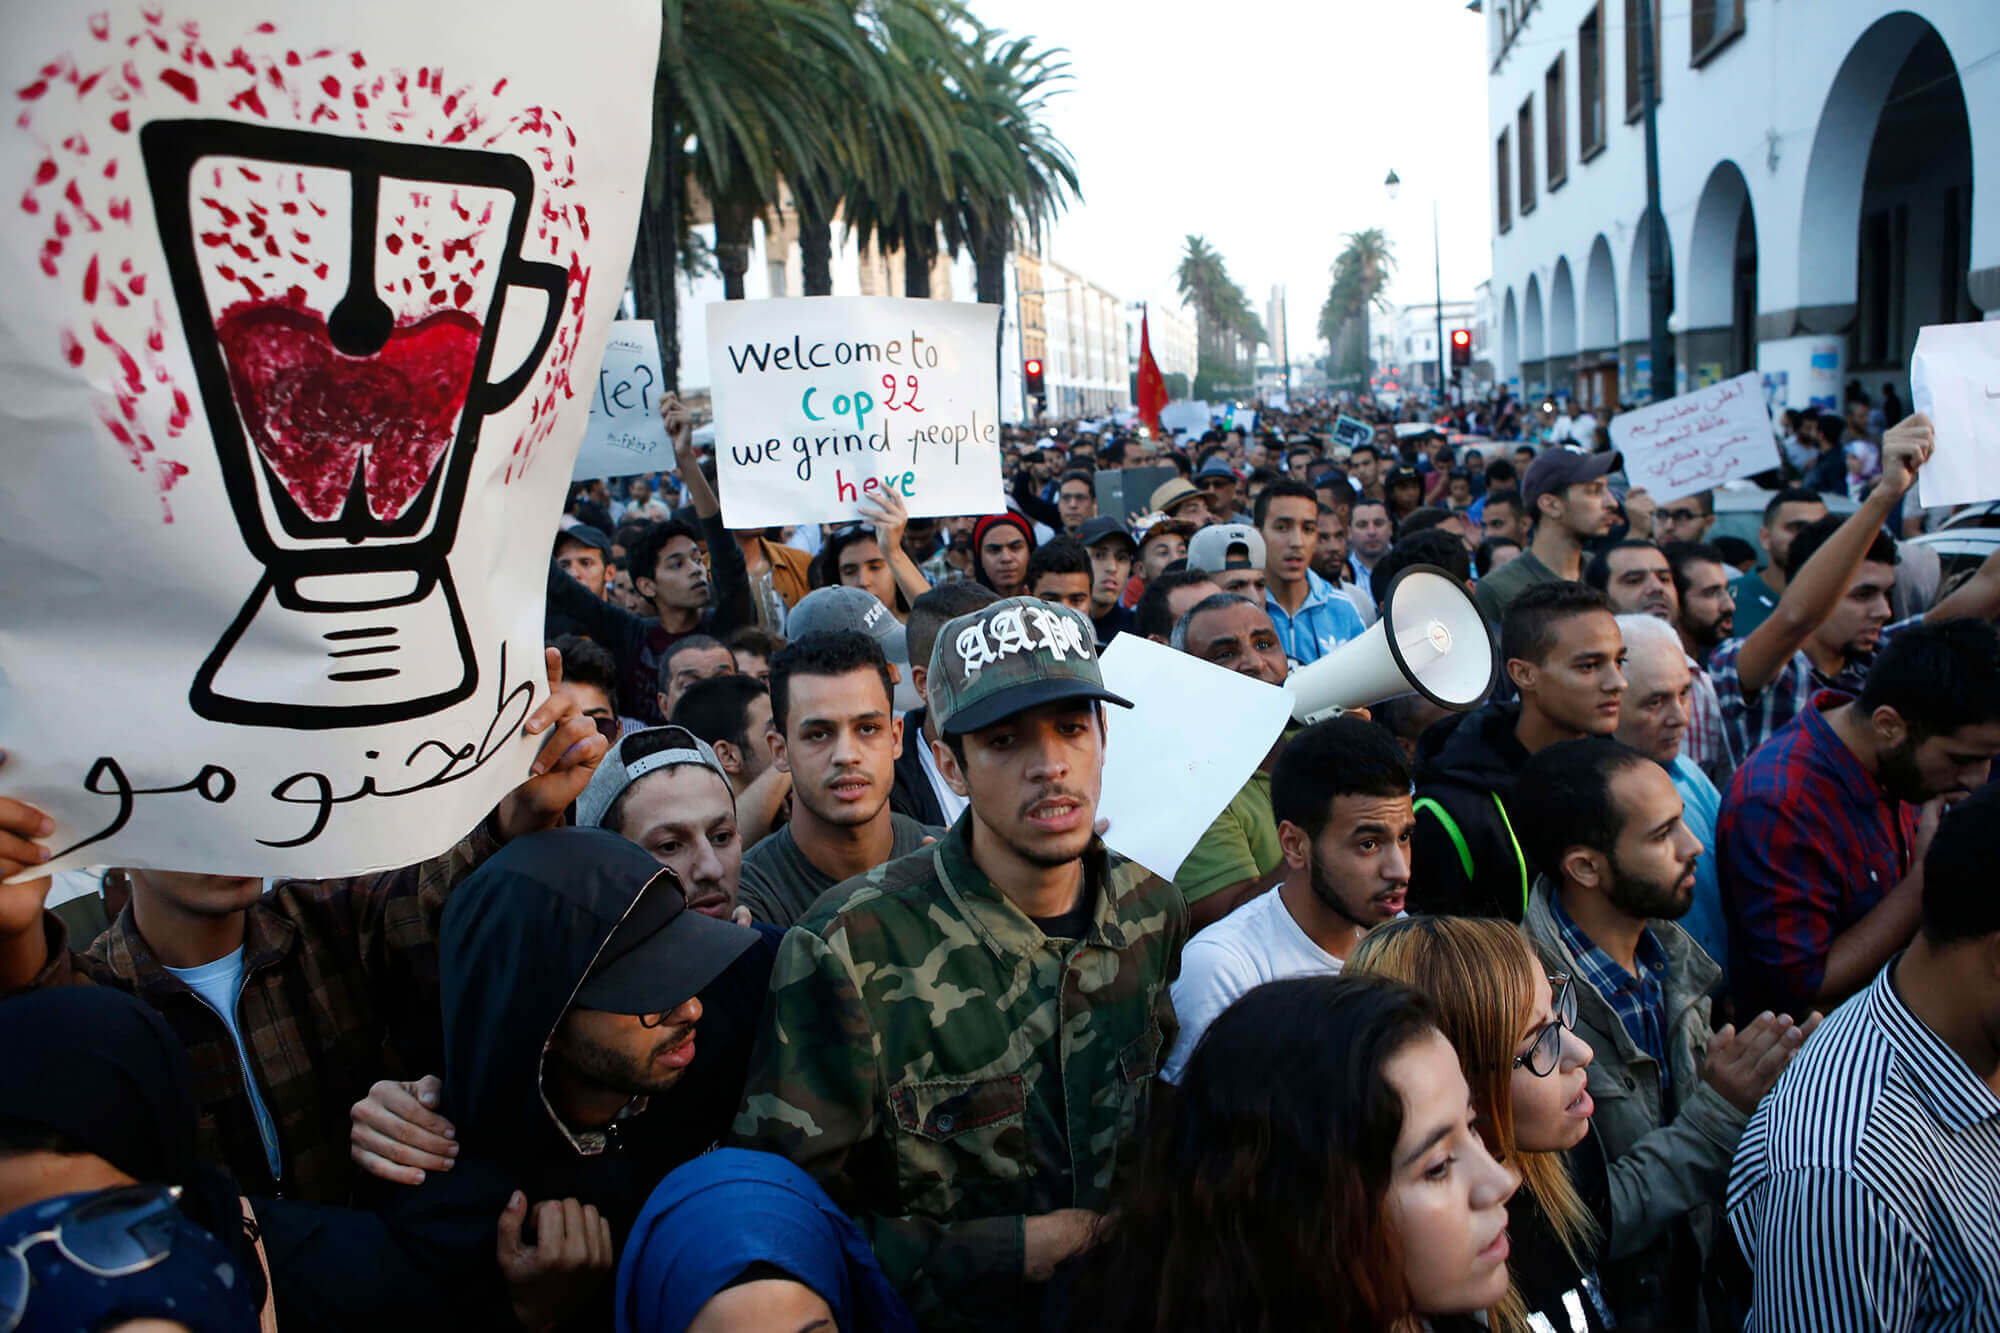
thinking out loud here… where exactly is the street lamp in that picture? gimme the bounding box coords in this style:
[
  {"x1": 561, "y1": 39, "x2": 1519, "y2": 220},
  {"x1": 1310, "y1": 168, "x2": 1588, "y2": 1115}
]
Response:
[{"x1": 1385, "y1": 167, "x2": 1447, "y2": 408}]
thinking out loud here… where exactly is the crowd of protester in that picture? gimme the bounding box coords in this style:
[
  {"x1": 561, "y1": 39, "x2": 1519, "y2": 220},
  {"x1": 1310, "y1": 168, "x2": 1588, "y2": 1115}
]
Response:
[{"x1": 3, "y1": 377, "x2": 1997, "y2": 1333}]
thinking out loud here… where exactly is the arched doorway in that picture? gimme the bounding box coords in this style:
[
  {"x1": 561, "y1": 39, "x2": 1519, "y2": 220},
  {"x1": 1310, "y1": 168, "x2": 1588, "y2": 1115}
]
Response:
[
  {"x1": 1501, "y1": 288, "x2": 1521, "y2": 391},
  {"x1": 1797, "y1": 14, "x2": 1975, "y2": 405},
  {"x1": 1580, "y1": 235, "x2": 1620, "y2": 411},
  {"x1": 1688, "y1": 161, "x2": 1757, "y2": 383},
  {"x1": 1549, "y1": 258, "x2": 1578, "y2": 404},
  {"x1": 1523, "y1": 274, "x2": 1546, "y2": 396}
]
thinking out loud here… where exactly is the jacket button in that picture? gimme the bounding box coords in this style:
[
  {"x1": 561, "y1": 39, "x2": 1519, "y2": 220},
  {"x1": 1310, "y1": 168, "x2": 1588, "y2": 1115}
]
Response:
[
  {"x1": 935, "y1": 1114, "x2": 956, "y2": 1133},
  {"x1": 1623, "y1": 1075, "x2": 1637, "y2": 1091}
]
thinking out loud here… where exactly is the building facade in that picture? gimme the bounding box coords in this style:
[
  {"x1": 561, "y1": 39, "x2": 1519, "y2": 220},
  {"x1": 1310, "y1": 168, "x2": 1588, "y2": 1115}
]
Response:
[
  {"x1": 1485, "y1": 0, "x2": 1997, "y2": 414},
  {"x1": 1034, "y1": 258, "x2": 1130, "y2": 419},
  {"x1": 1389, "y1": 299, "x2": 1480, "y2": 391}
]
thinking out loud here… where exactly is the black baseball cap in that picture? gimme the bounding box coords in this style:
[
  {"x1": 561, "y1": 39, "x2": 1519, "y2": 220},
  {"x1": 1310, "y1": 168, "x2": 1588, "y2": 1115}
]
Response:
[
  {"x1": 1077, "y1": 516, "x2": 1138, "y2": 557},
  {"x1": 1522, "y1": 445, "x2": 1621, "y2": 510},
  {"x1": 572, "y1": 838, "x2": 754, "y2": 1015}
]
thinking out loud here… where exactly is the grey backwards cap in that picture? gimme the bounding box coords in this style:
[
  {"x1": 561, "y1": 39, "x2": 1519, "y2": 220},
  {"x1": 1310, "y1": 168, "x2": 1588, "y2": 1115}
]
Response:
[{"x1": 576, "y1": 725, "x2": 734, "y2": 832}]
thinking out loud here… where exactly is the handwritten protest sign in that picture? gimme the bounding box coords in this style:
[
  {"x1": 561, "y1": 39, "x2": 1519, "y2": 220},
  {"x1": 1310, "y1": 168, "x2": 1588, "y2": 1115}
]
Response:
[
  {"x1": 572, "y1": 321, "x2": 672, "y2": 480},
  {"x1": 1912, "y1": 320, "x2": 2000, "y2": 509},
  {"x1": 0, "y1": 0, "x2": 656, "y2": 880},
  {"x1": 1096, "y1": 633, "x2": 1292, "y2": 880},
  {"x1": 706, "y1": 296, "x2": 1003, "y2": 528},
  {"x1": 1608, "y1": 372, "x2": 1777, "y2": 504}
]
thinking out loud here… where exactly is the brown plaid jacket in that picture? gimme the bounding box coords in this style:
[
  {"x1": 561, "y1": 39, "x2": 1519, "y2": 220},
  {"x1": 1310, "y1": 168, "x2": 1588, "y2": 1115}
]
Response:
[{"x1": 14, "y1": 817, "x2": 500, "y2": 1202}]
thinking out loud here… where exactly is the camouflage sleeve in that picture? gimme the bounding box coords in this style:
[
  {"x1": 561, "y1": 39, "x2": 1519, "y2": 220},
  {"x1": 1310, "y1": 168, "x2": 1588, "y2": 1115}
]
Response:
[{"x1": 731, "y1": 925, "x2": 1025, "y2": 1314}]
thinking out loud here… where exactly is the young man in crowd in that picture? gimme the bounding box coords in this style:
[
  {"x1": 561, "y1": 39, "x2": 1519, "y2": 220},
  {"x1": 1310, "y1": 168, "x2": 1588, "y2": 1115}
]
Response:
[
  {"x1": 1346, "y1": 496, "x2": 1395, "y2": 589},
  {"x1": 1614, "y1": 614, "x2": 1730, "y2": 974},
  {"x1": 1729, "y1": 488, "x2": 1827, "y2": 638},
  {"x1": 737, "y1": 631, "x2": 941, "y2": 928},
  {"x1": 1187, "y1": 523, "x2": 1268, "y2": 603},
  {"x1": 1025, "y1": 536, "x2": 1094, "y2": 615},
  {"x1": 0, "y1": 651, "x2": 603, "y2": 1203},
  {"x1": 733, "y1": 597, "x2": 1185, "y2": 1331},
  {"x1": 547, "y1": 393, "x2": 754, "y2": 724},
  {"x1": 1055, "y1": 469, "x2": 1097, "y2": 538},
  {"x1": 552, "y1": 524, "x2": 612, "y2": 600},
  {"x1": 1162, "y1": 717, "x2": 1413, "y2": 1082},
  {"x1": 1705, "y1": 418, "x2": 2000, "y2": 760},
  {"x1": 1661, "y1": 540, "x2": 1737, "y2": 667},
  {"x1": 1168, "y1": 593, "x2": 1291, "y2": 929},
  {"x1": 1719, "y1": 619, "x2": 2000, "y2": 1023},
  {"x1": 670, "y1": 673, "x2": 790, "y2": 851},
  {"x1": 1148, "y1": 477, "x2": 1212, "y2": 529},
  {"x1": 1078, "y1": 516, "x2": 1138, "y2": 645},
  {"x1": 1587, "y1": 540, "x2": 1732, "y2": 779},
  {"x1": 1347, "y1": 441, "x2": 1385, "y2": 501},
  {"x1": 1479, "y1": 488, "x2": 1532, "y2": 548},
  {"x1": 1413, "y1": 581, "x2": 1627, "y2": 920},
  {"x1": 549, "y1": 633, "x2": 624, "y2": 736},
  {"x1": 1134, "y1": 567, "x2": 1221, "y2": 644},
  {"x1": 1472, "y1": 449, "x2": 1620, "y2": 624},
  {"x1": 922, "y1": 515, "x2": 978, "y2": 588},
  {"x1": 723, "y1": 625, "x2": 782, "y2": 685},
  {"x1": 890, "y1": 583, "x2": 1000, "y2": 829},
  {"x1": 1134, "y1": 515, "x2": 1194, "y2": 589},
  {"x1": 654, "y1": 633, "x2": 737, "y2": 723},
  {"x1": 1512, "y1": 739, "x2": 1816, "y2": 1331},
  {"x1": 1655, "y1": 488, "x2": 1716, "y2": 545},
  {"x1": 1729, "y1": 781, "x2": 2000, "y2": 1331},
  {"x1": 1258, "y1": 478, "x2": 1364, "y2": 666},
  {"x1": 1194, "y1": 455, "x2": 1246, "y2": 522},
  {"x1": 376, "y1": 829, "x2": 762, "y2": 1329},
  {"x1": 973, "y1": 513, "x2": 1035, "y2": 599}
]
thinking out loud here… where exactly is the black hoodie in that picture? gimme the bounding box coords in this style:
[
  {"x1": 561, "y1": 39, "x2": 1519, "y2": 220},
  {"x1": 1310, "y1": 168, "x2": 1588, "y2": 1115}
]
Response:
[
  {"x1": 374, "y1": 828, "x2": 773, "y2": 1326},
  {"x1": 1410, "y1": 701, "x2": 1538, "y2": 921}
]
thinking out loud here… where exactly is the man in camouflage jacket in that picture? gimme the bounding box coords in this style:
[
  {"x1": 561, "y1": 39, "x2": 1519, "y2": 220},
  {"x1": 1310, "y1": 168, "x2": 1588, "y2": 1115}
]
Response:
[{"x1": 734, "y1": 597, "x2": 1186, "y2": 1330}]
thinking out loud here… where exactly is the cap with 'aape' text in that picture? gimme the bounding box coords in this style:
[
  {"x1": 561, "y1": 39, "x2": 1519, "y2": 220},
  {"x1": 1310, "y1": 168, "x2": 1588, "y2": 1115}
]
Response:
[{"x1": 927, "y1": 597, "x2": 1133, "y2": 737}]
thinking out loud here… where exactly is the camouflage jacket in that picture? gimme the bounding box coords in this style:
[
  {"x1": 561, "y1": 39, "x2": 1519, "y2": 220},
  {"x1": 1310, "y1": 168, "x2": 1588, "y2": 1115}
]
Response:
[{"x1": 732, "y1": 819, "x2": 1186, "y2": 1331}]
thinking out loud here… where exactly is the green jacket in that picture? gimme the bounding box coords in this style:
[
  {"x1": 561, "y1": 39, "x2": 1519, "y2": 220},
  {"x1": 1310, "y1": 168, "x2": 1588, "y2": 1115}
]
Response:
[{"x1": 732, "y1": 818, "x2": 1186, "y2": 1331}]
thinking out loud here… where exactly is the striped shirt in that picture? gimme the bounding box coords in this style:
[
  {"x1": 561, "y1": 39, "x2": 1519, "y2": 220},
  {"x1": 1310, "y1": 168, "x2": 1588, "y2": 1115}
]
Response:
[{"x1": 1727, "y1": 961, "x2": 2000, "y2": 1331}]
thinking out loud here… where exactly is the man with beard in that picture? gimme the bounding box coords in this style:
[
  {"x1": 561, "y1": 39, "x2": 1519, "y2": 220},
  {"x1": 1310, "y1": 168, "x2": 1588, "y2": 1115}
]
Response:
[
  {"x1": 732, "y1": 597, "x2": 1185, "y2": 1331},
  {"x1": 1161, "y1": 717, "x2": 1413, "y2": 1082},
  {"x1": 1718, "y1": 619, "x2": 2000, "y2": 1023},
  {"x1": 1514, "y1": 739, "x2": 1817, "y2": 1332},
  {"x1": 1660, "y1": 541, "x2": 1736, "y2": 666},
  {"x1": 736, "y1": 632, "x2": 942, "y2": 928},
  {"x1": 1586, "y1": 541, "x2": 1678, "y2": 621}
]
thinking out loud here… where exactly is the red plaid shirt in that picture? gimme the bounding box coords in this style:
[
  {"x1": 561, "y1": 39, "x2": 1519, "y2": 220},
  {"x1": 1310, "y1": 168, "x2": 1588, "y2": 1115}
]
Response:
[
  {"x1": 1715, "y1": 691, "x2": 1919, "y2": 1019},
  {"x1": 13, "y1": 817, "x2": 500, "y2": 1202}
]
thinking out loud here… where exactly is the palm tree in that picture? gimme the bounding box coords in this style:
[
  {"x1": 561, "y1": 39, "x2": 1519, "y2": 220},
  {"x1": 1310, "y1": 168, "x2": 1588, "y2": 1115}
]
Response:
[{"x1": 1320, "y1": 229, "x2": 1397, "y2": 384}]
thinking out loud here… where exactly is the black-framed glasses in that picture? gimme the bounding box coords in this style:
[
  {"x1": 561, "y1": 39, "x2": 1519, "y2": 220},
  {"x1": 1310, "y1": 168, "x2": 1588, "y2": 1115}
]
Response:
[
  {"x1": 1513, "y1": 975, "x2": 1577, "y2": 1078},
  {"x1": 0, "y1": 1185, "x2": 185, "y2": 1333}
]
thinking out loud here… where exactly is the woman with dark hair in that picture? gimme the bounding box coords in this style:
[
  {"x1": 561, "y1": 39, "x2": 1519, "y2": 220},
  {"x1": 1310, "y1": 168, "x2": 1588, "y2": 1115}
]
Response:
[
  {"x1": 1066, "y1": 975, "x2": 1516, "y2": 1333},
  {"x1": 1350, "y1": 916, "x2": 1614, "y2": 1333},
  {"x1": 970, "y1": 511, "x2": 1035, "y2": 599}
]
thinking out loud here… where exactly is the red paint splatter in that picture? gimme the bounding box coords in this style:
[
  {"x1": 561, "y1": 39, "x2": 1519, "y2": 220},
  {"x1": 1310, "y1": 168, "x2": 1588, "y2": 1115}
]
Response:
[
  {"x1": 128, "y1": 274, "x2": 145, "y2": 294},
  {"x1": 61, "y1": 330, "x2": 85, "y2": 366},
  {"x1": 228, "y1": 83, "x2": 266, "y2": 116},
  {"x1": 320, "y1": 74, "x2": 338, "y2": 97},
  {"x1": 82, "y1": 253, "x2": 99, "y2": 302},
  {"x1": 17, "y1": 80, "x2": 50, "y2": 101},
  {"x1": 384, "y1": 233, "x2": 402, "y2": 254},
  {"x1": 34, "y1": 158, "x2": 57, "y2": 185},
  {"x1": 109, "y1": 108, "x2": 130, "y2": 132},
  {"x1": 452, "y1": 280, "x2": 472, "y2": 308},
  {"x1": 90, "y1": 14, "x2": 112, "y2": 40},
  {"x1": 158, "y1": 67, "x2": 197, "y2": 101}
]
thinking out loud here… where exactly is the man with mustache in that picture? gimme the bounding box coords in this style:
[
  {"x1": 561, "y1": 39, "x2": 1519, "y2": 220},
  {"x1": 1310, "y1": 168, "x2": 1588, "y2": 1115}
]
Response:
[
  {"x1": 1514, "y1": 738, "x2": 1818, "y2": 1332},
  {"x1": 733, "y1": 597, "x2": 1185, "y2": 1332},
  {"x1": 736, "y1": 629, "x2": 942, "y2": 929},
  {"x1": 1162, "y1": 717, "x2": 1415, "y2": 1082}
]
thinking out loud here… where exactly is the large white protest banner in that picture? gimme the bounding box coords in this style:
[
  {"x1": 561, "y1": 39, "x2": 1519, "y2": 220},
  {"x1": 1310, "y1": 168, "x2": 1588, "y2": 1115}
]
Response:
[
  {"x1": 1159, "y1": 400, "x2": 1212, "y2": 437},
  {"x1": 707, "y1": 296, "x2": 1003, "y2": 528},
  {"x1": 1912, "y1": 320, "x2": 2000, "y2": 509},
  {"x1": 572, "y1": 320, "x2": 672, "y2": 480},
  {"x1": 1608, "y1": 371, "x2": 1777, "y2": 503},
  {"x1": 1096, "y1": 633, "x2": 1292, "y2": 881},
  {"x1": 0, "y1": 0, "x2": 657, "y2": 879}
]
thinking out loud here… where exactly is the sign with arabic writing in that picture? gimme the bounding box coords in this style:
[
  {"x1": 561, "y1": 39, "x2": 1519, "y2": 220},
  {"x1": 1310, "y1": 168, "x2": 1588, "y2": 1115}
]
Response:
[
  {"x1": 1911, "y1": 320, "x2": 2000, "y2": 509},
  {"x1": 0, "y1": 0, "x2": 658, "y2": 880},
  {"x1": 1608, "y1": 372, "x2": 1777, "y2": 504}
]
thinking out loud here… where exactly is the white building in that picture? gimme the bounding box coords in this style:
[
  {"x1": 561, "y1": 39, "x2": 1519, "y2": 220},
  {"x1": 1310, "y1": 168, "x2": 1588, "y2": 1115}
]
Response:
[
  {"x1": 1389, "y1": 299, "x2": 1479, "y2": 391},
  {"x1": 1035, "y1": 259, "x2": 1128, "y2": 419},
  {"x1": 1266, "y1": 285, "x2": 1290, "y2": 367},
  {"x1": 1483, "y1": 0, "x2": 1997, "y2": 414}
]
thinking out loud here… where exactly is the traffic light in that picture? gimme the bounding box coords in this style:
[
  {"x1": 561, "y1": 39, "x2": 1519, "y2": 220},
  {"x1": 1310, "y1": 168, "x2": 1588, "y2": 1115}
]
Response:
[
  {"x1": 1450, "y1": 329, "x2": 1472, "y2": 368},
  {"x1": 1024, "y1": 358, "x2": 1045, "y2": 396}
]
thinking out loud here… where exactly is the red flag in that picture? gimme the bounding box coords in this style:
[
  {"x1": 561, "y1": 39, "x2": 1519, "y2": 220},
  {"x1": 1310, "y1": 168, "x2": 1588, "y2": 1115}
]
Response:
[{"x1": 1136, "y1": 306, "x2": 1167, "y2": 433}]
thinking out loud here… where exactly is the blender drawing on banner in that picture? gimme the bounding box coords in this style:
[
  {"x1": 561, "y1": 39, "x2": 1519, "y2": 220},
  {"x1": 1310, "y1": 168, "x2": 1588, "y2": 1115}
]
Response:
[{"x1": 141, "y1": 120, "x2": 567, "y2": 729}]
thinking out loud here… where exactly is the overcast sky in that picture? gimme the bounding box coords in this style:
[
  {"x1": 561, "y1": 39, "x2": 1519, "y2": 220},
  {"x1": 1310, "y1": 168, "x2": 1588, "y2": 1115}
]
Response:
[{"x1": 973, "y1": 0, "x2": 1494, "y2": 359}]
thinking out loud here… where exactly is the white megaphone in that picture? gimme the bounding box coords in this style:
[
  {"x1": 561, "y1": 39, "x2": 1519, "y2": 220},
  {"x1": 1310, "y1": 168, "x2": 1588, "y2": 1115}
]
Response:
[{"x1": 1285, "y1": 564, "x2": 1497, "y2": 724}]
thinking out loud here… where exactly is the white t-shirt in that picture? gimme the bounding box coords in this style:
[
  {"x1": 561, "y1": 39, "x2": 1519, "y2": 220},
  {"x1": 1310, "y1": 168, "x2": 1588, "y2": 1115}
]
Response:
[
  {"x1": 165, "y1": 948, "x2": 284, "y2": 1180},
  {"x1": 1163, "y1": 887, "x2": 1345, "y2": 1082}
]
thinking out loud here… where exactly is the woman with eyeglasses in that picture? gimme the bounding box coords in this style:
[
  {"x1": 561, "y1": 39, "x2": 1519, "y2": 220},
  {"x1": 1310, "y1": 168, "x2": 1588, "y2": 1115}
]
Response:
[{"x1": 1349, "y1": 917, "x2": 1615, "y2": 1333}]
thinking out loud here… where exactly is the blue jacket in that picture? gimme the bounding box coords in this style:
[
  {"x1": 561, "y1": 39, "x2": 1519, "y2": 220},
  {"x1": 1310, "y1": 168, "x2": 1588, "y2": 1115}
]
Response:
[{"x1": 1264, "y1": 568, "x2": 1366, "y2": 667}]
